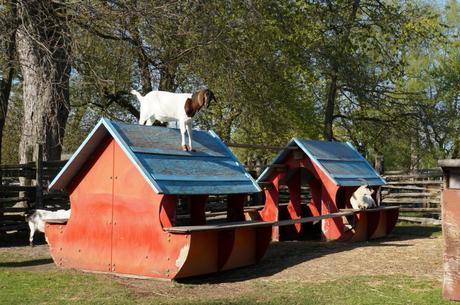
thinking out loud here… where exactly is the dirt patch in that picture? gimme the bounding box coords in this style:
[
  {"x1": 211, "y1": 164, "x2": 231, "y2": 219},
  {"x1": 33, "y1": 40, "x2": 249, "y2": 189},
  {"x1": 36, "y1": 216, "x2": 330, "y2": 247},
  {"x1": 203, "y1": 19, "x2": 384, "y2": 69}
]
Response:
[{"x1": 0, "y1": 229, "x2": 444, "y2": 301}]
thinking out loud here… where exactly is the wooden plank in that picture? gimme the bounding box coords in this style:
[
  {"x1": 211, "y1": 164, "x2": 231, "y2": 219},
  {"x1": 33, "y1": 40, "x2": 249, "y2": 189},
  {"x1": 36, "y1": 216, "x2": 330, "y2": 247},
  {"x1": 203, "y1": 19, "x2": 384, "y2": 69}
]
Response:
[
  {"x1": 0, "y1": 186, "x2": 36, "y2": 192},
  {"x1": 275, "y1": 211, "x2": 356, "y2": 227},
  {"x1": 164, "y1": 220, "x2": 275, "y2": 233},
  {"x1": 384, "y1": 173, "x2": 442, "y2": 179},
  {"x1": 386, "y1": 181, "x2": 443, "y2": 186},
  {"x1": 0, "y1": 207, "x2": 29, "y2": 212},
  {"x1": 0, "y1": 197, "x2": 30, "y2": 204},
  {"x1": 0, "y1": 169, "x2": 35, "y2": 178},
  {"x1": 398, "y1": 216, "x2": 441, "y2": 225},
  {"x1": 381, "y1": 185, "x2": 431, "y2": 191},
  {"x1": 340, "y1": 206, "x2": 399, "y2": 212},
  {"x1": 383, "y1": 192, "x2": 439, "y2": 198},
  {"x1": 399, "y1": 207, "x2": 440, "y2": 213},
  {"x1": 0, "y1": 163, "x2": 34, "y2": 170},
  {"x1": 382, "y1": 198, "x2": 439, "y2": 204},
  {"x1": 0, "y1": 223, "x2": 28, "y2": 232}
]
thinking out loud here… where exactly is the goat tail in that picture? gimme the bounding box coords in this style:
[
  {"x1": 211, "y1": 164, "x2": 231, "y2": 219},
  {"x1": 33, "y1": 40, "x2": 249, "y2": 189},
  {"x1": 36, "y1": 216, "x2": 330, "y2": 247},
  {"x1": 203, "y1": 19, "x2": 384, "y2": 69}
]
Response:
[{"x1": 130, "y1": 89, "x2": 144, "y2": 102}]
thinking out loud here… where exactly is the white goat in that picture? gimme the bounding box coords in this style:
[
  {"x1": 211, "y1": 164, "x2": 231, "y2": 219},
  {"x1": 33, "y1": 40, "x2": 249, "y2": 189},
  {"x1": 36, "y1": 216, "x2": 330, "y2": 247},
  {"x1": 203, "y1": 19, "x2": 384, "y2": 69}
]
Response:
[
  {"x1": 26, "y1": 209, "x2": 71, "y2": 246},
  {"x1": 350, "y1": 185, "x2": 376, "y2": 210},
  {"x1": 131, "y1": 89, "x2": 216, "y2": 151}
]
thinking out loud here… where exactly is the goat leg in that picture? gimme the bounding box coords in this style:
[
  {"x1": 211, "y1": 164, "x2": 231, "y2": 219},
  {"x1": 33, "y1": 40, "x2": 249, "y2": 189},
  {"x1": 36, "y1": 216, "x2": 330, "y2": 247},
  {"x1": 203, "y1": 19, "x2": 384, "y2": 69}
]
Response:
[{"x1": 182, "y1": 145, "x2": 189, "y2": 151}]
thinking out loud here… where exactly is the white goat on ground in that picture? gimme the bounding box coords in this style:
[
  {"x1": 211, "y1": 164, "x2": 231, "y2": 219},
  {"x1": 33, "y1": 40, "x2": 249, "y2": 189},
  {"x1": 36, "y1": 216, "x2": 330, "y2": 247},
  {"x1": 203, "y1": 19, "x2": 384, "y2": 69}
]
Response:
[
  {"x1": 350, "y1": 185, "x2": 377, "y2": 210},
  {"x1": 26, "y1": 209, "x2": 71, "y2": 246},
  {"x1": 130, "y1": 88, "x2": 216, "y2": 151}
]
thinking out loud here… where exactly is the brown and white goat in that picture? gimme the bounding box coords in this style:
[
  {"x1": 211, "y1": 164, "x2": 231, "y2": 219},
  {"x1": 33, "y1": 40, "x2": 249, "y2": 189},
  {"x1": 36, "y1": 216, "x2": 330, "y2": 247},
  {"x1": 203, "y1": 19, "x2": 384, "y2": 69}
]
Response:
[{"x1": 131, "y1": 89, "x2": 216, "y2": 151}]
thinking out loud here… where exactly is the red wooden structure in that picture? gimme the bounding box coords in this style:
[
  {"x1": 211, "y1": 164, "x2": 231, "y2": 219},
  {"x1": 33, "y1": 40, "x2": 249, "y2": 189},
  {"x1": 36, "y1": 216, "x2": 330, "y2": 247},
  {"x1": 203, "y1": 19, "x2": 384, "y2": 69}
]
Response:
[
  {"x1": 256, "y1": 139, "x2": 399, "y2": 241},
  {"x1": 46, "y1": 119, "x2": 272, "y2": 279},
  {"x1": 439, "y1": 159, "x2": 460, "y2": 300}
]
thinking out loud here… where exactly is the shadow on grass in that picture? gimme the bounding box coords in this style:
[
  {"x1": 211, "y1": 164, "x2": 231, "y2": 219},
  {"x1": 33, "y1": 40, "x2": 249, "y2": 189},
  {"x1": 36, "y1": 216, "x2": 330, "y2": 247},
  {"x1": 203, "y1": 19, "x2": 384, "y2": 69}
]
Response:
[
  {"x1": 178, "y1": 224, "x2": 441, "y2": 284},
  {"x1": 392, "y1": 224, "x2": 442, "y2": 238},
  {"x1": 0, "y1": 230, "x2": 47, "y2": 248},
  {"x1": 0, "y1": 258, "x2": 53, "y2": 268}
]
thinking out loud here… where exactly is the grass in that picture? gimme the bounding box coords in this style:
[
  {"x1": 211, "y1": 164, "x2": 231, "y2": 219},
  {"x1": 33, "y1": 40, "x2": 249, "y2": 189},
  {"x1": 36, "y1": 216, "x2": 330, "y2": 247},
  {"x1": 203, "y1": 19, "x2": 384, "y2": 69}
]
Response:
[
  {"x1": 391, "y1": 223, "x2": 442, "y2": 238},
  {"x1": 0, "y1": 270, "x2": 456, "y2": 305}
]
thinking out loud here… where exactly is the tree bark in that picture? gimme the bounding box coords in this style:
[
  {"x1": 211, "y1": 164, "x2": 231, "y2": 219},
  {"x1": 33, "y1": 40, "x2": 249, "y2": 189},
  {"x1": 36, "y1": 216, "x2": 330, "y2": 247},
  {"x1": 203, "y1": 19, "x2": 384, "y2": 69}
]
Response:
[
  {"x1": 159, "y1": 63, "x2": 177, "y2": 92},
  {"x1": 156, "y1": 61, "x2": 177, "y2": 127},
  {"x1": 16, "y1": 1, "x2": 71, "y2": 165}
]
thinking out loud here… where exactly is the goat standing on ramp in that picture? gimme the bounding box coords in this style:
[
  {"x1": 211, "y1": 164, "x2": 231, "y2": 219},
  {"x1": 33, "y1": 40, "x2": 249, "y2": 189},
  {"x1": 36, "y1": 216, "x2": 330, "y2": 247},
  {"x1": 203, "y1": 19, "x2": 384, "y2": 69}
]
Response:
[{"x1": 131, "y1": 88, "x2": 216, "y2": 151}]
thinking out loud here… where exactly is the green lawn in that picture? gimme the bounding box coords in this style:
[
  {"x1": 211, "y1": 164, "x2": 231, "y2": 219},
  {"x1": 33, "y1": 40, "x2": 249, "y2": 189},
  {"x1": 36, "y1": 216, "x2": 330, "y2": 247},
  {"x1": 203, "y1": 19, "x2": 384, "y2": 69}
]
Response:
[{"x1": 0, "y1": 269, "x2": 455, "y2": 305}]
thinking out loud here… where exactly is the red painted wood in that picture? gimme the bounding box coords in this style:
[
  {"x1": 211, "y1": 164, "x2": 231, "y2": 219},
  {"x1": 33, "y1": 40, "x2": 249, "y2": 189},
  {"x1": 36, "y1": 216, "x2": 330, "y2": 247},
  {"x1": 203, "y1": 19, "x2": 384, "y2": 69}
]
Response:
[
  {"x1": 159, "y1": 195, "x2": 177, "y2": 229},
  {"x1": 259, "y1": 174, "x2": 281, "y2": 241},
  {"x1": 442, "y1": 189, "x2": 460, "y2": 300},
  {"x1": 320, "y1": 184, "x2": 347, "y2": 240},
  {"x1": 308, "y1": 179, "x2": 322, "y2": 217},
  {"x1": 287, "y1": 171, "x2": 302, "y2": 233},
  {"x1": 47, "y1": 138, "x2": 115, "y2": 272},
  {"x1": 46, "y1": 138, "x2": 271, "y2": 279}
]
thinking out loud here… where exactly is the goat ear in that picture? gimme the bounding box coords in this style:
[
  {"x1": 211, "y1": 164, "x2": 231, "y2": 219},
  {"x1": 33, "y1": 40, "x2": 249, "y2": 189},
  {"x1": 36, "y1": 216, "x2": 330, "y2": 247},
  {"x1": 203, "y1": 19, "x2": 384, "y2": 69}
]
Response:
[
  {"x1": 200, "y1": 90, "x2": 207, "y2": 107},
  {"x1": 184, "y1": 98, "x2": 195, "y2": 117}
]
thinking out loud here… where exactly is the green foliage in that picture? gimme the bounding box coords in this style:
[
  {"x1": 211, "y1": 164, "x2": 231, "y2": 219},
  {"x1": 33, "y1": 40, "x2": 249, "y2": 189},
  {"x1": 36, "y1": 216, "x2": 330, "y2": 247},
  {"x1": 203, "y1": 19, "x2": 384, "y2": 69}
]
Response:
[
  {"x1": 1, "y1": 90, "x2": 22, "y2": 164},
  {"x1": 1, "y1": 1, "x2": 459, "y2": 169}
]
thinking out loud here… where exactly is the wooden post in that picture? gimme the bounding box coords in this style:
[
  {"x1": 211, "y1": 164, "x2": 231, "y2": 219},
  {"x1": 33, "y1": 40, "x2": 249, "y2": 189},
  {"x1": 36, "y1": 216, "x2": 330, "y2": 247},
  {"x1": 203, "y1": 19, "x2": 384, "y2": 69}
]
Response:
[{"x1": 35, "y1": 143, "x2": 43, "y2": 209}]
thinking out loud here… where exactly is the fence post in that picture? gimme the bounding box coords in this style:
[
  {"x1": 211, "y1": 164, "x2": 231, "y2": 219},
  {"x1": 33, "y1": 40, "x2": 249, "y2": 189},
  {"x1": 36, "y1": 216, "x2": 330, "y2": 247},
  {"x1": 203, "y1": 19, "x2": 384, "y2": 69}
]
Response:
[{"x1": 35, "y1": 144, "x2": 43, "y2": 209}]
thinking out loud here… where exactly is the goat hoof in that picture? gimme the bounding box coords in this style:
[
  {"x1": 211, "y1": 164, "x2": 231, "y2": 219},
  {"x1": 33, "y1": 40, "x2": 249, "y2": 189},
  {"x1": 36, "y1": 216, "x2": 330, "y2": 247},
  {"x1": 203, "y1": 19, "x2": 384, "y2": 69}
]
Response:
[
  {"x1": 30, "y1": 242, "x2": 34, "y2": 247},
  {"x1": 190, "y1": 149, "x2": 196, "y2": 152},
  {"x1": 182, "y1": 145, "x2": 189, "y2": 151}
]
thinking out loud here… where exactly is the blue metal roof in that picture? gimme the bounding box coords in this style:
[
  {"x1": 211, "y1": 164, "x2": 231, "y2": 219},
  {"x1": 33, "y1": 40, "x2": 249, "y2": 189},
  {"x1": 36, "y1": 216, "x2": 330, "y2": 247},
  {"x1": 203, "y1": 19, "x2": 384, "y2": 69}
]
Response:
[
  {"x1": 257, "y1": 139, "x2": 385, "y2": 187},
  {"x1": 49, "y1": 118, "x2": 261, "y2": 195}
]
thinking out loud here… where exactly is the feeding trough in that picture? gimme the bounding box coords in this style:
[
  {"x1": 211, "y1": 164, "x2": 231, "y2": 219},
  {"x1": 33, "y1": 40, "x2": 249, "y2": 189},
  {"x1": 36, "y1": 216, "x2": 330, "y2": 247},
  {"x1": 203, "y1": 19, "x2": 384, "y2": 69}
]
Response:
[
  {"x1": 46, "y1": 118, "x2": 272, "y2": 280},
  {"x1": 255, "y1": 139, "x2": 399, "y2": 241}
]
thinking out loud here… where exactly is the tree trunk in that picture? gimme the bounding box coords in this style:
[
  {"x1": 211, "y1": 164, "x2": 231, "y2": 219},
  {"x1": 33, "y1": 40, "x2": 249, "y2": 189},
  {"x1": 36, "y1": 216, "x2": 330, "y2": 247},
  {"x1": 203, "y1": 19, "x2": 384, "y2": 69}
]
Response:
[
  {"x1": 323, "y1": 0, "x2": 360, "y2": 141},
  {"x1": 16, "y1": 1, "x2": 71, "y2": 166},
  {"x1": 159, "y1": 63, "x2": 177, "y2": 92},
  {"x1": 324, "y1": 70, "x2": 338, "y2": 141},
  {"x1": 138, "y1": 55, "x2": 153, "y2": 93},
  {"x1": 156, "y1": 62, "x2": 177, "y2": 127}
]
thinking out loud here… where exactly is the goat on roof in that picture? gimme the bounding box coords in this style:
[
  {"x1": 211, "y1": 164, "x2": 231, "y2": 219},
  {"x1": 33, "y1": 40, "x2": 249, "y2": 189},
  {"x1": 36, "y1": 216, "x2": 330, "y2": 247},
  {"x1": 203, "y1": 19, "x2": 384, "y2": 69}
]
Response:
[{"x1": 131, "y1": 88, "x2": 216, "y2": 152}]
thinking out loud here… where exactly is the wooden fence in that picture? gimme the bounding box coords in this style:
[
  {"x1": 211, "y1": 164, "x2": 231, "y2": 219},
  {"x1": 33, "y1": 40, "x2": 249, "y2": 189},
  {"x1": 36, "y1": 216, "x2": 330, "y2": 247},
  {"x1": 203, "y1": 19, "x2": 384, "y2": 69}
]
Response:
[
  {"x1": 381, "y1": 169, "x2": 442, "y2": 224},
  {"x1": 0, "y1": 149, "x2": 69, "y2": 232}
]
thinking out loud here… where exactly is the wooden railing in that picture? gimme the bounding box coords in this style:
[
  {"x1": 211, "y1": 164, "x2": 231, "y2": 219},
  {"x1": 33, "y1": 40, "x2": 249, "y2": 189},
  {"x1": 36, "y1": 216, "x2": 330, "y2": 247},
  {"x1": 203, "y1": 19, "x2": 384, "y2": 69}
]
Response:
[
  {"x1": 381, "y1": 170, "x2": 442, "y2": 208},
  {"x1": 381, "y1": 169, "x2": 442, "y2": 224},
  {"x1": 0, "y1": 148, "x2": 70, "y2": 232}
]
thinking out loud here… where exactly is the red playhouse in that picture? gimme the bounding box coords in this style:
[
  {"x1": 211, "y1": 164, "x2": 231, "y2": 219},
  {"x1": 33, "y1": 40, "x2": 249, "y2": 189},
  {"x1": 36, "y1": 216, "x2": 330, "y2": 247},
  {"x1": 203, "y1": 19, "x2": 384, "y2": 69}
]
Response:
[
  {"x1": 47, "y1": 118, "x2": 273, "y2": 280},
  {"x1": 255, "y1": 139, "x2": 399, "y2": 241}
]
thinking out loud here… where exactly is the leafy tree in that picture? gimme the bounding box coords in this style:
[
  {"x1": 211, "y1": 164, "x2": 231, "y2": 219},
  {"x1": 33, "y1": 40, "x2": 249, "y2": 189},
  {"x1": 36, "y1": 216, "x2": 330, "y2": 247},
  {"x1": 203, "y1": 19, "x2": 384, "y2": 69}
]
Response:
[{"x1": 0, "y1": 1, "x2": 17, "y2": 166}]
